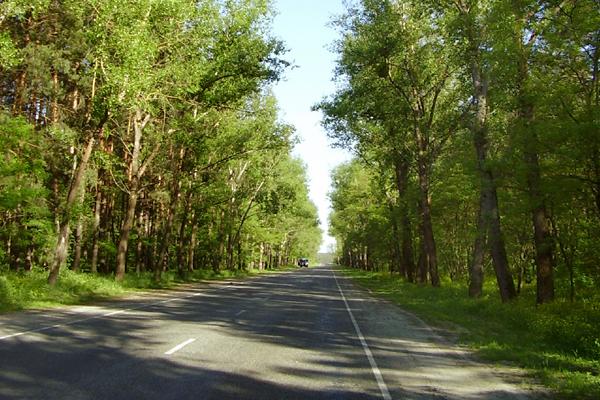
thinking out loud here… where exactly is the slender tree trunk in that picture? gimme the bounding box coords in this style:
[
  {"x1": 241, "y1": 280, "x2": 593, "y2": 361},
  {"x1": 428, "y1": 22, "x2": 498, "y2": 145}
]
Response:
[
  {"x1": 48, "y1": 136, "x2": 95, "y2": 285},
  {"x1": 116, "y1": 110, "x2": 151, "y2": 282},
  {"x1": 487, "y1": 184, "x2": 517, "y2": 300},
  {"x1": 157, "y1": 190, "x2": 178, "y2": 273},
  {"x1": 394, "y1": 156, "x2": 415, "y2": 282},
  {"x1": 259, "y1": 242, "x2": 264, "y2": 270},
  {"x1": 226, "y1": 232, "x2": 234, "y2": 270},
  {"x1": 525, "y1": 138, "x2": 555, "y2": 304},
  {"x1": 158, "y1": 148, "x2": 185, "y2": 274},
  {"x1": 90, "y1": 183, "x2": 102, "y2": 274},
  {"x1": 71, "y1": 189, "x2": 86, "y2": 272},
  {"x1": 188, "y1": 219, "x2": 197, "y2": 272},
  {"x1": 469, "y1": 197, "x2": 485, "y2": 298},
  {"x1": 136, "y1": 210, "x2": 145, "y2": 274},
  {"x1": 177, "y1": 201, "x2": 191, "y2": 276},
  {"x1": 389, "y1": 206, "x2": 401, "y2": 275},
  {"x1": 116, "y1": 177, "x2": 139, "y2": 281},
  {"x1": 515, "y1": 38, "x2": 555, "y2": 304},
  {"x1": 468, "y1": 36, "x2": 516, "y2": 301},
  {"x1": 229, "y1": 180, "x2": 264, "y2": 270},
  {"x1": 51, "y1": 69, "x2": 59, "y2": 124},
  {"x1": 415, "y1": 128, "x2": 440, "y2": 287},
  {"x1": 71, "y1": 218, "x2": 84, "y2": 272}
]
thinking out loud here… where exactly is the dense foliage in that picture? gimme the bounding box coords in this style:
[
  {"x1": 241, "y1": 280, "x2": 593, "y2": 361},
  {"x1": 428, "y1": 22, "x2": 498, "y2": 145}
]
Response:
[
  {"x1": 0, "y1": 0, "x2": 321, "y2": 285},
  {"x1": 318, "y1": 0, "x2": 600, "y2": 304}
]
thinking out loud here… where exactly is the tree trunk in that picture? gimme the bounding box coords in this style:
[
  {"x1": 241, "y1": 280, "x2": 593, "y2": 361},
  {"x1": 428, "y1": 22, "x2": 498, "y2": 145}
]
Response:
[
  {"x1": 71, "y1": 217, "x2": 84, "y2": 272},
  {"x1": 469, "y1": 196, "x2": 485, "y2": 298},
  {"x1": 526, "y1": 142, "x2": 555, "y2": 304},
  {"x1": 71, "y1": 189, "x2": 86, "y2": 272},
  {"x1": 51, "y1": 69, "x2": 59, "y2": 124},
  {"x1": 90, "y1": 183, "x2": 102, "y2": 274},
  {"x1": 157, "y1": 190, "x2": 178, "y2": 273},
  {"x1": 515, "y1": 35, "x2": 555, "y2": 304},
  {"x1": 416, "y1": 128, "x2": 440, "y2": 287},
  {"x1": 158, "y1": 148, "x2": 185, "y2": 275},
  {"x1": 259, "y1": 242, "x2": 264, "y2": 270},
  {"x1": 177, "y1": 202, "x2": 191, "y2": 277},
  {"x1": 116, "y1": 110, "x2": 151, "y2": 282},
  {"x1": 136, "y1": 210, "x2": 145, "y2": 274},
  {"x1": 48, "y1": 136, "x2": 95, "y2": 285},
  {"x1": 116, "y1": 177, "x2": 139, "y2": 281},
  {"x1": 394, "y1": 156, "x2": 416, "y2": 282},
  {"x1": 469, "y1": 37, "x2": 516, "y2": 301},
  {"x1": 389, "y1": 206, "x2": 401, "y2": 275},
  {"x1": 188, "y1": 219, "x2": 197, "y2": 272}
]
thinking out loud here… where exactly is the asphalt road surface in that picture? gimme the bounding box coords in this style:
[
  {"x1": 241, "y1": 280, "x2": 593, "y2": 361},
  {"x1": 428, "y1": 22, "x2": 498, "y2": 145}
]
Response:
[{"x1": 0, "y1": 265, "x2": 541, "y2": 400}]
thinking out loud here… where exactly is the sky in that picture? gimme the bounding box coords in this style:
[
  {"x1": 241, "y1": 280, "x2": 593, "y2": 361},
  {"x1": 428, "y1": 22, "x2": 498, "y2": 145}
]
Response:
[{"x1": 271, "y1": 0, "x2": 352, "y2": 253}]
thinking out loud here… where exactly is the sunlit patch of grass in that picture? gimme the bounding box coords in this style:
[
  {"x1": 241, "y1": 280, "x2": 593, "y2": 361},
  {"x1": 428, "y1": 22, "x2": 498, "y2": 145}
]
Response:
[
  {"x1": 339, "y1": 267, "x2": 600, "y2": 399},
  {"x1": 0, "y1": 269, "x2": 127, "y2": 312}
]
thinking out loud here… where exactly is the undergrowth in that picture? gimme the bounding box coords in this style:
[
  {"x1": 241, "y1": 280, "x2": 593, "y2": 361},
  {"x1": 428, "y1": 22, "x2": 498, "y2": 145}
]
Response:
[
  {"x1": 341, "y1": 268, "x2": 600, "y2": 400},
  {"x1": 0, "y1": 267, "x2": 272, "y2": 313}
]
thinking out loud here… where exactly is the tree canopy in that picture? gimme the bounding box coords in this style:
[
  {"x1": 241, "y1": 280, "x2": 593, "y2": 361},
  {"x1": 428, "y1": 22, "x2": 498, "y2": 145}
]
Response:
[
  {"x1": 0, "y1": 0, "x2": 321, "y2": 283},
  {"x1": 320, "y1": 0, "x2": 600, "y2": 304}
]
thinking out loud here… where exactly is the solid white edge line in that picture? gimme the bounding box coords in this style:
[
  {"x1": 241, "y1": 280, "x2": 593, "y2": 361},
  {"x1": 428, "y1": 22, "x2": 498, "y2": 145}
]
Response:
[
  {"x1": 332, "y1": 269, "x2": 392, "y2": 400},
  {"x1": 164, "y1": 338, "x2": 197, "y2": 355}
]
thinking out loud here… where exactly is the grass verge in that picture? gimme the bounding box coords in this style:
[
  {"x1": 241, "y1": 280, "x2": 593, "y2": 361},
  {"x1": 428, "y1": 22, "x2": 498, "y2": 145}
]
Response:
[
  {"x1": 340, "y1": 267, "x2": 600, "y2": 400},
  {"x1": 0, "y1": 267, "x2": 280, "y2": 313}
]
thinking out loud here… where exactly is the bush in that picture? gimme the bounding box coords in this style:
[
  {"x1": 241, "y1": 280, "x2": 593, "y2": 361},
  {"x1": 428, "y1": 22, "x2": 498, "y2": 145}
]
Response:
[{"x1": 0, "y1": 275, "x2": 16, "y2": 310}]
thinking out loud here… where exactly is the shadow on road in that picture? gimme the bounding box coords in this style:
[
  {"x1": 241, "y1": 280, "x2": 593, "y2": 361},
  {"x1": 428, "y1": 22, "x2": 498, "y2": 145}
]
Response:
[{"x1": 0, "y1": 266, "x2": 539, "y2": 399}]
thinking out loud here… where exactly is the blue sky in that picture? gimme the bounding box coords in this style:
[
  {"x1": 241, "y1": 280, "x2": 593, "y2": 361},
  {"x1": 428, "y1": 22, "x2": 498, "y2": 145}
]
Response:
[{"x1": 271, "y1": 0, "x2": 352, "y2": 253}]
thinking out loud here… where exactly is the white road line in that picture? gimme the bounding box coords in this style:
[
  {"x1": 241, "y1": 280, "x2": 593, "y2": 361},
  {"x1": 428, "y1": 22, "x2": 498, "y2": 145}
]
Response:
[
  {"x1": 235, "y1": 310, "x2": 246, "y2": 316},
  {"x1": 165, "y1": 338, "x2": 196, "y2": 355},
  {"x1": 332, "y1": 269, "x2": 392, "y2": 400}
]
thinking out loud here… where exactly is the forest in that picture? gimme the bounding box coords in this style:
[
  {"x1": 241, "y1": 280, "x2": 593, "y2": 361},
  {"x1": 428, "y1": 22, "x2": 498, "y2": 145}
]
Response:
[
  {"x1": 0, "y1": 0, "x2": 322, "y2": 288},
  {"x1": 318, "y1": 0, "x2": 599, "y2": 305}
]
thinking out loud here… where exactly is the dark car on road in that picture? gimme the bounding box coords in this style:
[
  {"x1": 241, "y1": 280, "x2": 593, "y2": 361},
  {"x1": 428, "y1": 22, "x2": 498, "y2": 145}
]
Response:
[{"x1": 298, "y1": 258, "x2": 309, "y2": 268}]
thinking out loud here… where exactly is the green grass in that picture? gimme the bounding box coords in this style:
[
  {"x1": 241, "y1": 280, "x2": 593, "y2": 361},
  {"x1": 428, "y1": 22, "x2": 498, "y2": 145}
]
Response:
[
  {"x1": 0, "y1": 266, "x2": 279, "y2": 313},
  {"x1": 340, "y1": 268, "x2": 600, "y2": 400}
]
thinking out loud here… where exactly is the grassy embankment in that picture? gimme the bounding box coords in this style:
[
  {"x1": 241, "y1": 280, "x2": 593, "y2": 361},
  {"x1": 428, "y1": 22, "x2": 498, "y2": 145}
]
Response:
[
  {"x1": 0, "y1": 267, "x2": 291, "y2": 314},
  {"x1": 341, "y1": 268, "x2": 600, "y2": 400}
]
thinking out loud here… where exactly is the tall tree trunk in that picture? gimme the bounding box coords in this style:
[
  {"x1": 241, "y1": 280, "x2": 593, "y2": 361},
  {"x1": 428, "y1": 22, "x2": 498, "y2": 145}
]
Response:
[
  {"x1": 389, "y1": 206, "x2": 401, "y2": 275},
  {"x1": 116, "y1": 110, "x2": 151, "y2": 282},
  {"x1": 177, "y1": 199, "x2": 191, "y2": 276},
  {"x1": 514, "y1": 21, "x2": 555, "y2": 304},
  {"x1": 135, "y1": 210, "x2": 145, "y2": 274},
  {"x1": 524, "y1": 130, "x2": 555, "y2": 304},
  {"x1": 259, "y1": 242, "x2": 264, "y2": 270},
  {"x1": 229, "y1": 180, "x2": 265, "y2": 270},
  {"x1": 394, "y1": 156, "x2": 415, "y2": 282},
  {"x1": 416, "y1": 127, "x2": 440, "y2": 287},
  {"x1": 469, "y1": 197, "x2": 485, "y2": 298},
  {"x1": 116, "y1": 177, "x2": 139, "y2": 281},
  {"x1": 48, "y1": 136, "x2": 95, "y2": 285},
  {"x1": 90, "y1": 183, "x2": 102, "y2": 274},
  {"x1": 158, "y1": 147, "x2": 185, "y2": 275},
  {"x1": 486, "y1": 184, "x2": 517, "y2": 301},
  {"x1": 51, "y1": 69, "x2": 59, "y2": 124},
  {"x1": 467, "y1": 28, "x2": 516, "y2": 301},
  {"x1": 71, "y1": 189, "x2": 86, "y2": 272},
  {"x1": 71, "y1": 217, "x2": 84, "y2": 272},
  {"x1": 188, "y1": 218, "x2": 197, "y2": 272}
]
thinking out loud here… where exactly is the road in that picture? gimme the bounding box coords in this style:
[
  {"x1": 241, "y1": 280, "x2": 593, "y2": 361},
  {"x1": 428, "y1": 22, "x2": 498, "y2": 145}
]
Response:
[{"x1": 0, "y1": 265, "x2": 539, "y2": 399}]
